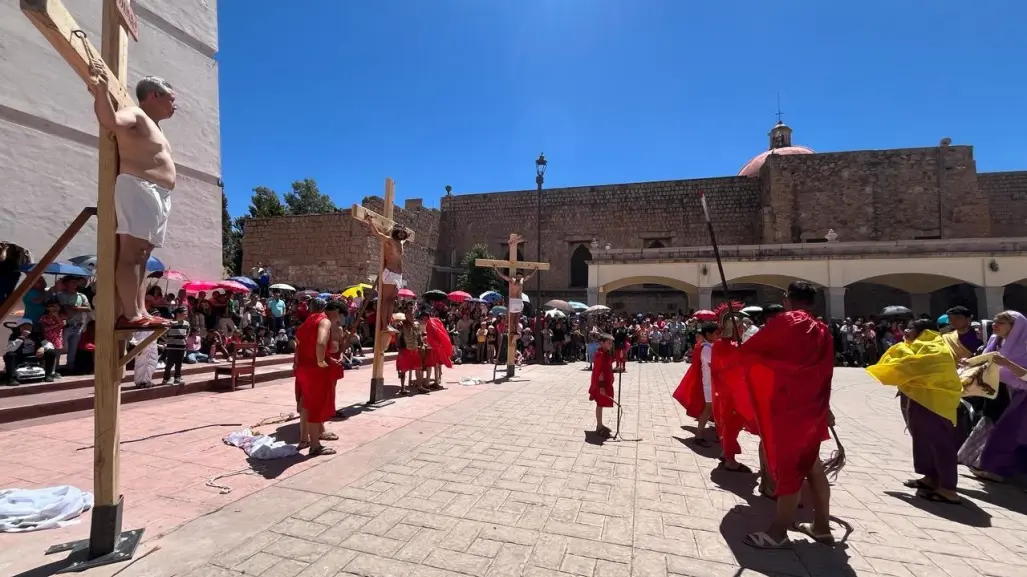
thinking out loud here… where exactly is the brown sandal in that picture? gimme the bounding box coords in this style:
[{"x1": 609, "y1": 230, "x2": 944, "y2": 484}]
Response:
[{"x1": 309, "y1": 445, "x2": 337, "y2": 456}]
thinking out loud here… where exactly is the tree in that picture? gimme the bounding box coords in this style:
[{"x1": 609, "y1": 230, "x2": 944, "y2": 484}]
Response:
[
  {"x1": 456, "y1": 244, "x2": 502, "y2": 296},
  {"x1": 221, "y1": 191, "x2": 242, "y2": 276},
  {"x1": 283, "y1": 178, "x2": 337, "y2": 215},
  {"x1": 248, "y1": 186, "x2": 287, "y2": 218}
]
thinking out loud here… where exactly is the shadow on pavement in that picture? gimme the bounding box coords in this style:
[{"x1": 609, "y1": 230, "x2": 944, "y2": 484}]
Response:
[
  {"x1": 672, "y1": 434, "x2": 721, "y2": 460},
  {"x1": 884, "y1": 490, "x2": 992, "y2": 527}
]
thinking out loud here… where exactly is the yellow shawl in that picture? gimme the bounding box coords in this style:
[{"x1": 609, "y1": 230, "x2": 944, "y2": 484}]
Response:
[
  {"x1": 942, "y1": 330, "x2": 974, "y2": 361},
  {"x1": 866, "y1": 330, "x2": 962, "y2": 425}
]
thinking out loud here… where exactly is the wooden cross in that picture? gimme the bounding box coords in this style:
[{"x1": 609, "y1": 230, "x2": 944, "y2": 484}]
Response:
[
  {"x1": 21, "y1": 0, "x2": 158, "y2": 566},
  {"x1": 351, "y1": 178, "x2": 416, "y2": 406},
  {"x1": 475, "y1": 233, "x2": 549, "y2": 378}
]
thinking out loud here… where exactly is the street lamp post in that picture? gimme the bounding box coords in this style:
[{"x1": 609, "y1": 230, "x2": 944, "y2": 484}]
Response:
[{"x1": 535, "y1": 153, "x2": 547, "y2": 316}]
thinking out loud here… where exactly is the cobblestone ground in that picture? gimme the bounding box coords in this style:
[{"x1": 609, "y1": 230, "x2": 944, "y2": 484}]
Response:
[{"x1": 57, "y1": 363, "x2": 1027, "y2": 576}]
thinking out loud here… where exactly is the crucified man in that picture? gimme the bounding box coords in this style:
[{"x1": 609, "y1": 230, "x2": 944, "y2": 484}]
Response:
[
  {"x1": 363, "y1": 214, "x2": 406, "y2": 334},
  {"x1": 493, "y1": 267, "x2": 537, "y2": 327}
]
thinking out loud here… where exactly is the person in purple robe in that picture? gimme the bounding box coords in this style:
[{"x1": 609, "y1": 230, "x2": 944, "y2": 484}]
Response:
[{"x1": 970, "y1": 310, "x2": 1027, "y2": 482}]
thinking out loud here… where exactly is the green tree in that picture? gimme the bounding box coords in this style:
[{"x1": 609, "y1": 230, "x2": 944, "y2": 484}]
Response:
[
  {"x1": 248, "y1": 186, "x2": 287, "y2": 218},
  {"x1": 456, "y1": 244, "x2": 502, "y2": 296},
  {"x1": 221, "y1": 191, "x2": 242, "y2": 276},
  {"x1": 283, "y1": 178, "x2": 337, "y2": 215}
]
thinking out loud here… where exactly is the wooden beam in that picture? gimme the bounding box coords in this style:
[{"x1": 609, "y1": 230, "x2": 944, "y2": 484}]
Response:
[
  {"x1": 475, "y1": 259, "x2": 550, "y2": 271},
  {"x1": 21, "y1": 0, "x2": 135, "y2": 110},
  {"x1": 117, "y1": 328, "x2": 167, "y2": 368},
  {"x1": 351, "y1": 204, "x2": 415, "y2": 243}
]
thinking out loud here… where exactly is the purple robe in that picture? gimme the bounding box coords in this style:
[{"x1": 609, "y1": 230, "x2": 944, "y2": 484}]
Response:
[
  {"x1": 904, "y1": 394, "x2": 959, "y2": 490},
  {"x1": 977, "y1": 311, "x2": 1027, "y2": 477}
]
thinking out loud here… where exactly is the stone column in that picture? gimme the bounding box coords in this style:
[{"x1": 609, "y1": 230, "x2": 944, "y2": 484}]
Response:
[
  {"x1": 910, "y1": 293, "x2": 932, "y2": 317},
  {"x1": 586, "y1": 287, "x2": 599, "y2": 307},
  {"x1": 698, "y1": 287, "x2": 713, "y2": 310},
  {"x1": 975, "y1": 286, "x2": 1005, "y2": 321},
  {"x1": 826, "y1": 287, "x2": 846, "y2": 321}
]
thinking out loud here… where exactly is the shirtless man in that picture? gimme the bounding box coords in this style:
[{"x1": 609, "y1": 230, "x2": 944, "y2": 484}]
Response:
[
  {"x1": 89, "y1": 74, "x2": 177, "y2": 328},
  {"x1": 363, "y1": 215, "x2": 407, "y2": 334},
  {"x1": 493, "y1": 267, "x2": 536, "y2": 328}
]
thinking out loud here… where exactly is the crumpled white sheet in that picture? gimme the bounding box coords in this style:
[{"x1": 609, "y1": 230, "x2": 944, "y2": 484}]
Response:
[
  {"x1": 459, "y1": 377, "x2": 486, "y2": 386},
  {"x1": 224, "y1": 428, "x2": 298, "y2": 460},
  {"x1": 132, "y1": 330, "x2": 160, "y2": 386},
  {"x1": 0, "y1": 485, "x2": 94, "y2": 533}
]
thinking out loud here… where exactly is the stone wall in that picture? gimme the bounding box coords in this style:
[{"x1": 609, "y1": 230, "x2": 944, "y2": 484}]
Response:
[
  {"x1": 0, "y1": 0, "x2": 222, "y2": 280},
  {"x1": 241, "y1": 197, "x2": 441, "y2": 293},
  {"x1": 437, "y1": 177, "x2": 762, "y2": 294},
  {"x1": 760, "y1": 145, "x2": 987, "y2": 243},
  {"x1": 979, "y1": 171, "x2": 1027, "y2": 238}
]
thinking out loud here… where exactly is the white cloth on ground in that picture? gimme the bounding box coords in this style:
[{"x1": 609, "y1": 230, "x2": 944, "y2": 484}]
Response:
[
  {"x1": 0, "y1": 485, "x2": 93, "y2": 532},
  {"x1": 115, "y1": 173, "x2": 172, "y2": 247},
  {"x1": 224, "y1": 428, "x2": 299, "y2": 460}
]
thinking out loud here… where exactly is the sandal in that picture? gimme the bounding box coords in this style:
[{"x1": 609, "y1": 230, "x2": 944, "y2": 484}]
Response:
[
  {"x1": 742, "y1": 532, "x2": 792, "y2": 549},
  {"x1": 916, "y1": 489, "x2": 961, "y2": 505},
  {"x1": 334, "y1": 410, "x2": 348, "y2": 420},
  {"x1": 792, "y1": 522, "x2": 835, "y2": 545},
  {"x1": 417, "y1": 386, "x2": 431, "y2": 394},
  {"x1": 398, "y1": 389, "x2": 409, "y2": 396},
  {"x1": 902, "y1": 478, "x2": 932, "y2": 490},
  {"x1": 309, "y1": 445, "x2": 337, "y2": 457},
  {"x1": 320, "y1": 432, "x2": 339, "y2": 441},
  {"x1": 718, "y1": 462, "x2": 753, "y2": 474}
]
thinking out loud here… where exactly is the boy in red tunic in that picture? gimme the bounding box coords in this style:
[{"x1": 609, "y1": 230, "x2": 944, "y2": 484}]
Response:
[
  {"x1": 589, "y1": 334, "x2": 615, "y2": 437},
  {"x1": 711, "y1": 308, "x2": 754, "y2": 473},
  {"x1": 673, "y1": 322, "x2": 719, "y2": 445},
  {"x1": 726, "y1": 282, "x2": 836, "y2": 549},
  {"x1": 293, "y1": 298, "x2": 338, "y2": 456}
]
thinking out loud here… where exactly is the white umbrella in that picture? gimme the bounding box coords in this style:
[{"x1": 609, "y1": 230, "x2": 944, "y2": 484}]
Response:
[
  {"x1": 741, "y1": 305, "x2": 763, "y2": 315},
  {"x1": 586, "y1": 305, "x2": 610, "y2": 314},
  {"x1": 270, "y1": 283, "x2": 296, "y2": 291},
  {"x1": 521, "y1": 293, "x2": 530, "y2": 303},
  {"x1": 544, "y1": 309, "x2": 566, "y2": 319}
]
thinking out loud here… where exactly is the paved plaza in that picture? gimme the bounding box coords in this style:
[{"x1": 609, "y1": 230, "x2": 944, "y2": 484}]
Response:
[{"x1": 2, "y1": 361, "x2": 1027, "y2": 577}]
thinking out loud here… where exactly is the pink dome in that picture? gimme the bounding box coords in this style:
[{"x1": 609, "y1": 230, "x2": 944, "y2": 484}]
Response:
[{"x1": 737, "y1": 146, "x2": 815, "y2": 177}]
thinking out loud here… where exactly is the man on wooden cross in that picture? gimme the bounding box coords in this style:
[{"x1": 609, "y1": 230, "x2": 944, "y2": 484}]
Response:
[
  {"x1": 493, "y1": 267, "x2": 536, "y2": 326},
  {"x1": 362, "y1": 215, "x2": 406, "y2": 334},
  {"x1": 89, "y1": 73, "x2": 177, "y2": 329}
]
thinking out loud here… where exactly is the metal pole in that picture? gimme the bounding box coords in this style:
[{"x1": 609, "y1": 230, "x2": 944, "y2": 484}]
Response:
[{"x1": 535, "y1": 174, "x2": 543, "y2": 311}]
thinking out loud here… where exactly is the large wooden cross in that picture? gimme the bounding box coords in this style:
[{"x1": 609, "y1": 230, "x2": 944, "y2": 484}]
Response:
[
  {"x1": 476, "y1": 233, "x2": 549, "y2": 378},
  {"x1": 351, "y1": 178, "x2": 415, "y2": 406},
  {"x1": 22, "y1": 0, "x2": 156, "y2": 568}
]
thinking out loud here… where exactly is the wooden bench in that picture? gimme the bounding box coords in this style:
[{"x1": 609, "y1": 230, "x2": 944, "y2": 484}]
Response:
[{"x1": 214, "y1": 343, "x2": 257, "y2": 390}]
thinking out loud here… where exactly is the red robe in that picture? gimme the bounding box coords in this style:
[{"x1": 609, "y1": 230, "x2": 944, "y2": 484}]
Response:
[
  {"x1": 294, "y1": 312, "x2": 335, "y2": 424},
  {"x1": 589, "y1": 348, "x2": 615, "y2": 408},
  {"x1": 709, "y1": 337, "x2": 756, "y2": 458},
  {"x1": 673, "y1": 342, "x2": 707, "y2": 419},
  {"x1": 723, "y1": 310, "x2": 834, "y2": 496},
  {"x1": 425, "y1": 317, "x2": 453, "y2": 368}
]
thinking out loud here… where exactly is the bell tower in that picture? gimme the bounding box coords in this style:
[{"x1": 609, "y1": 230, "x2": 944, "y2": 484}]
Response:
[{"x1": 769, "y1": 120, "x2": 792, "y2": 149}]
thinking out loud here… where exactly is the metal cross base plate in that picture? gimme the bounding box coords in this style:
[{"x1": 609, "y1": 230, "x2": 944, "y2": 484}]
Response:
[
  {"x1": 45, "y1": 528, "x2": 145, "y2": 574},
  {"x1": 365, "y1": 398, "x2": 395, "y2": 408}
]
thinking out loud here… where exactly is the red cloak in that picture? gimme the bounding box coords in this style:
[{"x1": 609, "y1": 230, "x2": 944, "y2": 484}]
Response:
[
  {"x1": 710, "y1": 338, "x2": 755, "y2": 457},
  {"x1": 589, "y1": 348, "x2": 615, "y2": 407},
  {"x1": 425, "y1": 317, "x2": 453, "y2": 368},
  {"x1": 673, "y1": 342, "x2": 707, "y2": 419},
  {"x1": 724, "y1": 310, "x2": 835, "y2": 496},
  {"x1": 294, "y1": 312, "x2": 335, "y2": 424}
]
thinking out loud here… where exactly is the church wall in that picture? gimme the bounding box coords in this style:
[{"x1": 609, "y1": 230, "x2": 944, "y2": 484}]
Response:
[
  {"x1": 437, "y1": 176, "x2": 762, "y2": 294},
  {"x1": 979, "y1": 171, "x2": 1027, "y2": 238},
  {"x1": 241, "y1": 198, "x2": 441, "y2": 293},
  {"x1": 0, "y1": 0, "x2": 222, "y2": 280},
  {"x1": 761, "y1": 146, "x2": 987, "y2": 243}
]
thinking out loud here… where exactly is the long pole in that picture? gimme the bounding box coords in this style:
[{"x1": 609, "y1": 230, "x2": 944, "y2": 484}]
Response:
[
  {"x1": 535, "y1": 174, "x2": 543, "y2": 315},
  {"x1": 698, "y1": 191, "x2": 741, "y2": 345}
]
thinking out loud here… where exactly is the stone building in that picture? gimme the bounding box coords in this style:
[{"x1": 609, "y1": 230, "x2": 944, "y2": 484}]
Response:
[
  {"x1": 0, "y1": 0, "x2": 222, "y2": 280},
  {"x1": 245, "y1": 120, "x2": 1027, "y2": 319}
]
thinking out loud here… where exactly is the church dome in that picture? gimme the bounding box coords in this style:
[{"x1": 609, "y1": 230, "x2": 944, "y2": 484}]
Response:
[
  {"x1": 737, "y1": 120, "x2": 814, "y2": 177},
  {"x1": 737, "y1": 146, "x2": 815, "y2": 177}
]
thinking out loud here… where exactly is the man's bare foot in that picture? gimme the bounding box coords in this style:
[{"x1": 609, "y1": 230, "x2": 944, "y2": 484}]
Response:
[{"x1": 117, "y1": 315, "x2": 166, "y2": 329}]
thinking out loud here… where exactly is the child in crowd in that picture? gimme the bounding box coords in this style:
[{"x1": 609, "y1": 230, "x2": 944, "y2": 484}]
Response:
[
  {"x1": 184, "y1": 327, "x2": 209, "y2": 363},
  {"x1": 39, "y1": 299, "x2": 64, "y2": 370},
  {"x1": 161, "y1": 307, "x2": 189, "y2": 385},
  {"x1": 588, "y1": 334, "x2": 615, "y2": 438}
]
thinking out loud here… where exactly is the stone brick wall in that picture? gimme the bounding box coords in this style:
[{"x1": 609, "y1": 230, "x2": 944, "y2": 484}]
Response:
[
  {"x1": 760, "y1": 145, "x2": 987, "y2": 243},
  {"x1": 979, "y1": 171, "x2": 1027, "y2": 237},
  {"x1": 241, "y1": 198, "x2": 441, "y2": 292},
  {"x1": 437, "y1": 177, "x2": 762, "y2": 294}
]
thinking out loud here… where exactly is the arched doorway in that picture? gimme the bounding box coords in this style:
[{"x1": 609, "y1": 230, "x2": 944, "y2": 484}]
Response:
[
  {"x1": 570, "y1": 245, "x2": 591, "y2": 288},
  {"x1": 719, "y1": 274, "x2": 825, "y2": 316},
  {"x1": 600, "y1": 276, "x2": 697, "y2": 315},
  {"x1": 845, "y1": 273, "x2": 979, "y2": 319}
]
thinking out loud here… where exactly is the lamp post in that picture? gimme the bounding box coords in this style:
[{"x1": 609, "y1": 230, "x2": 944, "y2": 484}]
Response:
[{"x1": 535, "y1": 153, "x2": 547, "y2": 315}]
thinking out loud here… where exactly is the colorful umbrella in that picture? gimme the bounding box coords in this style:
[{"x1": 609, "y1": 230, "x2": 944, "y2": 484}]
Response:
[
  {"x1": 568, "y1": 301, "x2": 588, "y2": 312},
  {"x1": 423, "y1": 289, "x2": 449, "y2": 302},
  {"x1": 218, "y1": 280, "x2": 251, "y2": 293},
  {"x1": 479, "y1": 291, "x2": 503, "y2": 303},
  {"x1": 298, "y1": 289, "x2": 319, "y2": 297},
  {"x1": 70, "y1": 254, "x2": 164, "y2": 273},
  {"x1": 342, "y1": 283, "x2": 373, "y2": 298},
  {"x1": 448, "y1": 290, "x2": 472, "y2": 303},
  {"x1": 183, "y1": 280, "x2": 221, "y2": 292},
  {"x1": 227, "y1": 276, "x2": 259, "y2": 290},
  {"x1": 270, "y1": 283, "x2": 296, "y2": 291},
  {"x1": 692, "y1": 309, "x2": 717, "y2": 321},
  {"x1": 20, "y1": 261, "x2": 92, "y2": 277},
  {"x1": 148, "y1": 269, "x2": 189, "y2": 281},
  {"x1": 543, "y1": 299, "x2": 573, "y2": 313},
  {"x1": 490, "y1": 305, "x2": 508, "y2": 316},
  {"x1": 398, "y1": 288, "x2": 416, "y2": 299}
]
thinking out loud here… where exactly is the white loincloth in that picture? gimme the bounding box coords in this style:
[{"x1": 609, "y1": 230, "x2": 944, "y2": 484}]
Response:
[
  {"x1": 382, "y1": 268, "x2": 405, "y2": 288},
  {"x1": 508, "y1": 297, "x2": 524, "y2": 314},
  {"x1": 115, "y1": 174, "x2": 172, "y2": 247}
]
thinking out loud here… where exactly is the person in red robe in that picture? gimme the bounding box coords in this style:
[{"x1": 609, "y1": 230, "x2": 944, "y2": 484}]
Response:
[
  {"x1": 328, "y1": 303, "x2": 348, "y2": 422},
  {"x1": 672, "y1": 322, "x2": 719, "y2": 445},
  {"x1": 588, "y1": 334, "x2": 615, "y2": 437},
  {"x1": 293, "y1": 298, "x2": 339, "y2": 456},
  {"x1": 725, "y1": 282, "x2": 836, "y2": 549},
  {"x1": 422, "y1": 311, "x2": 453, "y2": 389},
  {"x1": 711, "y1": 306, "x2": 756, "y2": 473}
]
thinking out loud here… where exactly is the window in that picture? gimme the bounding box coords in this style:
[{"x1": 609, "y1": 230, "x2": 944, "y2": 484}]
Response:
[
  {"x1": 647, "y1": 240, "x2": 666, "y2": 249},
  {"x1": 501, "y1": 244, "x2": 525, "y2": 262},
  {"x1": 570, "y1": 244, "x2": 591, "y2": 288}
]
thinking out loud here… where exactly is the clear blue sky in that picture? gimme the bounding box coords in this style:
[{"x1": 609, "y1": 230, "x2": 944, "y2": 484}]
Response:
[{"x1": 217, "y1": 0, "x2": 1024, "y2": 217}]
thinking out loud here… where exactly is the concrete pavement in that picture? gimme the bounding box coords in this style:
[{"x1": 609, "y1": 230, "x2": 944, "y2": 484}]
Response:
[{"x1": 3, "y1": 361, "x2": 1027, "y2": 577}]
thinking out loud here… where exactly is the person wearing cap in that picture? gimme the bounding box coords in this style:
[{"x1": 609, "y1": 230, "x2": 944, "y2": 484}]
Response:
[
  {"x1": 161, "y1": 306, "x2": 190, "y2": 385},
  {"x1": 941, "y1": 305, "x2": 982, "y2": 361},
  {"x1": 588, "y1": 333, "x2": 616, "y2": 437},
  {"x1": 3, "y1": 321, "x2": 58, "y2": 384},
  {"x1": 362, "y1": 214, "x2": 408, "y2": 336}
]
